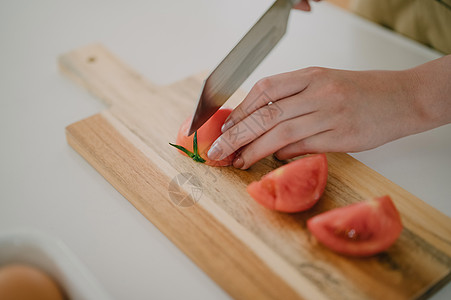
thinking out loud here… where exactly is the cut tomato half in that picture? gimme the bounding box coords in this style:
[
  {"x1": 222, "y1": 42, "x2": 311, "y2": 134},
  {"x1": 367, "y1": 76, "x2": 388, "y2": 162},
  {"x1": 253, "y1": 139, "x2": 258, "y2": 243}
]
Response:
[{"x1": 307, "y1": 195, "x2": 403, "y2": 256}]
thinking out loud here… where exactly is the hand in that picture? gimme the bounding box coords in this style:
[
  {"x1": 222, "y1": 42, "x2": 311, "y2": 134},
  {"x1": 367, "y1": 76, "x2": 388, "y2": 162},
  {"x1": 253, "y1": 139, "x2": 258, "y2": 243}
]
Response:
[{"x1": 207, "y1": 55, "x2": 451, "y2": 169}]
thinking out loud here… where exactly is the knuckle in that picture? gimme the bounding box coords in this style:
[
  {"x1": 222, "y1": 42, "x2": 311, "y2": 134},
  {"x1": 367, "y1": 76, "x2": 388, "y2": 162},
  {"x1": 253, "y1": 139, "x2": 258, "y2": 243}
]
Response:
[
  {"x1": 224, "y1": 121, "x2": 255, "y2": 148},
  {"x1": 306, "y1": 66, "x2": 326, "y2": 78},
  {"x1": 254, "y1": 77, "x2": 273, "y2": 93},
  {"x1": 293, "y1": 139, "x2": 307, "y2": 153},
  {"x1": 292, "y1": 139, "x2": 309, "y2": 155},
  {"x1": 242, "y1": 77, "x2": 275, "y2": 115},
  {"x1": 274, "y1": 149, "x2": 288, "y2": 160},
  {"x1": 278, "y1": 122, "x2": 296, "y2": 141},
  {"x1": 231, "y1": 106, "x2": 244, "y2": 121},
  {"x1": 249, "y1": 106, "x2": 276, "y2": 131}
]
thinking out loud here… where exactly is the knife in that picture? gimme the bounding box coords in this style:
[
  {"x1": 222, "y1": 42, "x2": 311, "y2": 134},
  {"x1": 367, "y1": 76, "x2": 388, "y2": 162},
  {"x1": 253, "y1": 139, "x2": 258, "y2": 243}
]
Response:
[{"x1": 187, "y1": 0, "x2": 301, "y2": 136}]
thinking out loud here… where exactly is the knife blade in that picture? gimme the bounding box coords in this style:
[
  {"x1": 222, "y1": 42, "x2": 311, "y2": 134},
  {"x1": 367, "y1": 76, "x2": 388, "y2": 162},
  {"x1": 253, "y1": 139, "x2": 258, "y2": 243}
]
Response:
[{"x1": 187, "y1": 0, "x2": 301, "y2": 136}]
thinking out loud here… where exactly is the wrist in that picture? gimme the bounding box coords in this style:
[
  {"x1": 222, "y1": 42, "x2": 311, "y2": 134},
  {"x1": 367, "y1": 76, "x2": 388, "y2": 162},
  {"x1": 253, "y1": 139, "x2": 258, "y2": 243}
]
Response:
[
  {"x1": 401, "y1": 68, "x2": 431, "y2": 134},
  {"x1": 406, "y1": 55, "x2": 451, "y2": 133}
]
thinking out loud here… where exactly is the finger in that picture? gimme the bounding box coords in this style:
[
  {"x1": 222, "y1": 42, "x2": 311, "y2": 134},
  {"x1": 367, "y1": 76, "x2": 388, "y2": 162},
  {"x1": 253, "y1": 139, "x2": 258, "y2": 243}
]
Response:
[
  {"x1": 232, "y1": 113, "x2": 331, "y2": 169},
  {"x1": 208, "y1": 94, "x2": 317, "y2": 161},
  {"x1": 221, "y1": 69, "x2": 312, "y2": 132},
  {"x1": 274, "y1": 131, "x2": 332, "y2": 160}
]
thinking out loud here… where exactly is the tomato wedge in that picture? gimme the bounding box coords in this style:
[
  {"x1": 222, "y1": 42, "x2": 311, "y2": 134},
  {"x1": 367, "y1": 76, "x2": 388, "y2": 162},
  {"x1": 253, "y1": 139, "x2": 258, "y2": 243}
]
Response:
[
  {"x1": 247, "y1": 154, "x2": 328, "y2": 213},
  {"x1": 173, "y1": 108, "x2": 235, "y2": 166},
  {"x1": 307, "y1": 195, "x2": 403, "y2": 256}
]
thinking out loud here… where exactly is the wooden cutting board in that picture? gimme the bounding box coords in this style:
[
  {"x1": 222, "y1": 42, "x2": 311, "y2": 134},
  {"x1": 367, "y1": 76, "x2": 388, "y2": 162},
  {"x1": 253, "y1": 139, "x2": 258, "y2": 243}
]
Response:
[{"x1": 60, "y1": 44, "x2": 451, "y2": 300}]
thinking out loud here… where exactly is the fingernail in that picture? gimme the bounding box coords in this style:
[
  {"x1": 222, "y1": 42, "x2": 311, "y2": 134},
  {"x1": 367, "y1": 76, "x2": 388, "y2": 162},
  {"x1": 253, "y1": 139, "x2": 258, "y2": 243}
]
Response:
[
  {"x1": 233, "y1": 156, "x2": 244, "y2": 169},
  {"x1": 221, "y1": 119, "x2": 234, "y2": 133},
  {"x1": 207, "y1": 140, "x2": 223, "y2": 160}
]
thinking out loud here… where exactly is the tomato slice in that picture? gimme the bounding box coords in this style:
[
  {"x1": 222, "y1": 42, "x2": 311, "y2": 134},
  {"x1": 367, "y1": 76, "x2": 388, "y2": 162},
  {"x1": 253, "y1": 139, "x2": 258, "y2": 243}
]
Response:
[
  {"x1": 175, "y1": 108, "x2": 235, "y2": 166},
  {"x1": 247, "y1": 154, "x2": 328, "y2": 213},
  {"x1": 307, "y1": 195, "x2": 403, "y2": 256}
]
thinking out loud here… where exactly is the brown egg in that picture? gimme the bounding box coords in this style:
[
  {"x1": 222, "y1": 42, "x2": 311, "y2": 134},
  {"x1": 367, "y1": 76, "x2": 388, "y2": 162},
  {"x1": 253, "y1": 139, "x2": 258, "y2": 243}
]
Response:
[{"x1": 0, "y1": 263, "x2": 65, "y2": 300}]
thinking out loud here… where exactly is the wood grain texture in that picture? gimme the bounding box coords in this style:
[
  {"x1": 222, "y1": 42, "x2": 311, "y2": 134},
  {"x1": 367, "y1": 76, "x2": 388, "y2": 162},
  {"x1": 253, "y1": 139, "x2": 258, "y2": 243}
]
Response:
[{"x1": 60, "y1": 44, "x2": 451, "y2": 300}]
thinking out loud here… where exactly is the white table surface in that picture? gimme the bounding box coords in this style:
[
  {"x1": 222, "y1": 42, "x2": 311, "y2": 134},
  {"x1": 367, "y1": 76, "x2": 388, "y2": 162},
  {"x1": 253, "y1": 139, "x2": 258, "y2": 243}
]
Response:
[{"x1": 1, "y1": 0, "x2": 450, "y2": 299}]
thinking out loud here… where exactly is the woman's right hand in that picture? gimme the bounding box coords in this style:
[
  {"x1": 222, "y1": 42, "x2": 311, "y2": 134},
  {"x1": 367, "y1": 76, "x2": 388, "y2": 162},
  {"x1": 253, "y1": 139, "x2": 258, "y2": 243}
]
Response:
[{"x1": 207, "y1": 55, "x2": 451, "y2": 170}]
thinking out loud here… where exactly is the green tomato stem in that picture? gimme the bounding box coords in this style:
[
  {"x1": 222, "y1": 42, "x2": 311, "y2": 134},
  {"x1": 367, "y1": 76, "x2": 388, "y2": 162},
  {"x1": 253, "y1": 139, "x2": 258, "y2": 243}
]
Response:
[{"x1": 169, "y1": 130, "x2": 206, "y2": 163}]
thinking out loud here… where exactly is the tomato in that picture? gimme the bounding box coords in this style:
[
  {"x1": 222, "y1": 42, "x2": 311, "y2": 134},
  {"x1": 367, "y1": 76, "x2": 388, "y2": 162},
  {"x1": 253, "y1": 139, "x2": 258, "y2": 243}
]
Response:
[
  {"x1": 247, "y1": 154, "x2": 328, "y2": 213},
  {"x1": 307, "y1": 195, "x2": 403, "y2": 256},
  {"x1": 174, "y1": 108, "x2": 235, "y2": 166}
]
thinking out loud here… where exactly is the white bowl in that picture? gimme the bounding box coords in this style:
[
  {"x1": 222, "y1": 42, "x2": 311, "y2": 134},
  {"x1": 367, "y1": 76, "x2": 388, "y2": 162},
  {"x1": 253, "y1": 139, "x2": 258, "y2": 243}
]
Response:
[{"x1": 0, "y1": 229, "x2": 111, "y2": 300}]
